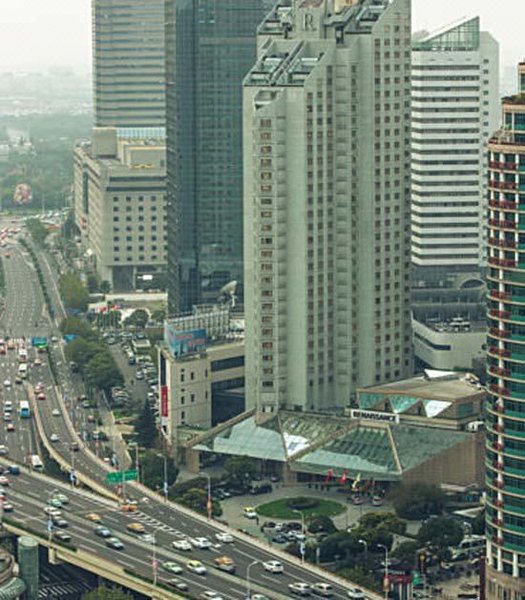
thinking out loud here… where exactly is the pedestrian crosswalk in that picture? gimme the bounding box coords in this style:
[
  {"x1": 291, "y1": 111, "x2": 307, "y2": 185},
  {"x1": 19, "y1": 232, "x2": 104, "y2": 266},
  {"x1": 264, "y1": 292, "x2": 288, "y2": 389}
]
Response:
[{"x1": 132, "y1": 510, "x2": 180, "y2": 534}]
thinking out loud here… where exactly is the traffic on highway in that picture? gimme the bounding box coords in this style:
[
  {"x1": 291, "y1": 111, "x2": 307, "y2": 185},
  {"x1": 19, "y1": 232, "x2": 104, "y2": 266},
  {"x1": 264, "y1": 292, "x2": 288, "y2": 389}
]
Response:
[{"x1": 0, "y1": 220, "x2": 373, "y2": 600}]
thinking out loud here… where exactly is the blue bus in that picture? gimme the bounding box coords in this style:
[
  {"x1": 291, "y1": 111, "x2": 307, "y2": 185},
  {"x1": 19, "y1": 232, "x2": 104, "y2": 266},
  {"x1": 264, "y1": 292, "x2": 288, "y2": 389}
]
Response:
[{"x1": 19, "y1": 401, "x2": 30, "y2": 418}]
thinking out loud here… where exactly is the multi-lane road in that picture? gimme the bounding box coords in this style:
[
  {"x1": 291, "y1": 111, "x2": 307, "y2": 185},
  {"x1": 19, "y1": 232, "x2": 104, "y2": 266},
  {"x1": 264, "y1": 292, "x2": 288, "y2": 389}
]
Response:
[{"x1": 0, "y1": 221, "x2": 373, "y2": 600}]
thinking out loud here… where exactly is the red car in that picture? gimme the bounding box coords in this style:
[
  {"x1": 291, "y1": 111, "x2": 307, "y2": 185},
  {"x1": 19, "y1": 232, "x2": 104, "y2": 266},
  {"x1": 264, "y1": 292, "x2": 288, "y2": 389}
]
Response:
[{"x1": 37, "y1": 392, "x2": 46, "y2": 401}]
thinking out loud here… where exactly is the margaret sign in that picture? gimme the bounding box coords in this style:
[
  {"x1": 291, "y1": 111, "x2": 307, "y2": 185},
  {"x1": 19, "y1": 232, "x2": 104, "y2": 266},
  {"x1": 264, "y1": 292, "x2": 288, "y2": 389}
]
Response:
[{"x1": 164, "y1": 324, "x2": 207, "y2": 358}]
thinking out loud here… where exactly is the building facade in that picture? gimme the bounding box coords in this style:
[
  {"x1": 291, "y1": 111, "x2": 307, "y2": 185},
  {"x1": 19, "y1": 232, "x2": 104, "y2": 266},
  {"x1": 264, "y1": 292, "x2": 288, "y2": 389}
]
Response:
[
  {"x1": 485, "y1": 63, "x2": 525, "y2": 598},
  {"x1": 243, "y1": 0, "x2": 412, "y2": 413},
  {"x1": 411, "y1": 17, "x2": 499, "y2": 277},
  {"x1": 165, "y1": 0, "x2": 272, "y2": 315},
  {"x1": 73, "y1": 128, "x2": 167, "y2": 291},
  {"x1": 92, "y1": 0, "x2": 166, "y2": 131}
]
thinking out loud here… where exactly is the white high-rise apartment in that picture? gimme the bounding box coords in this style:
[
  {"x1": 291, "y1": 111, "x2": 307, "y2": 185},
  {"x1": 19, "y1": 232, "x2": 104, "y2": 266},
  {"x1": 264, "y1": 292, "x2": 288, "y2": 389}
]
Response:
[
  {"x1": 243, "y1": 0, "x2": 412, "y2": 414},
  {"x1": 411, "y1": 17, "x2": 499, "y2": 275}
]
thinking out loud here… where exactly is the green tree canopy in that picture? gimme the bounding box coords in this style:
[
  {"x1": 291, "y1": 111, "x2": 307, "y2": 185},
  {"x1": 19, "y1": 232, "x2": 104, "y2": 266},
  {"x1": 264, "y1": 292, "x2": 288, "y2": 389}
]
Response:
[
  {"x1": 307, "y1": 515, "x2": 337, "y2": 535},
  {"x1": 224, "y1": 456, "x2": 258, "y2": 484},
  {"x1": 60, "y1": 316, "x2": 100, "y2": 341},
  {"x1": 390, "y1": 483, "x2": 445, "y2": 520},
  {"x1": 59, "y1": 272, "x2": 90, "y2": 312},
  {"x1": 391, "y1": 540, "x2": 420, "y2": 567},
  {"x1": 85, "y1": 352, "x2": 123, "y2": 392},
  {"x1": 123, "y1": 308, "x2": 149, "y2": 329},
  {"x1": 134, "y1": 400, "x2": 157, "y2": 448},
  {"x1": 140, "y1": 450, "x2": 178, "y2": 493},
  {"x1": 82, "y1": 585, "x2": 133, "y2": 600},
  {"x1": 338, "y1": 566, "x2": 381, "y2": 593},
  {"x1": 418, "y1": 516, "x2": 464, "y2": 552},
  {"x1": 177, "y1": 487, "x2": 222, "y2": 517},
  {"x1": 64, "y1": 338, "x2": 100, "y2": 372},
  {"x1": 318, "y1": 531, "x2": 362, "y2": 563},
  {"x1": 25, "y1": 218, "x2": 49, "y2": 247}
]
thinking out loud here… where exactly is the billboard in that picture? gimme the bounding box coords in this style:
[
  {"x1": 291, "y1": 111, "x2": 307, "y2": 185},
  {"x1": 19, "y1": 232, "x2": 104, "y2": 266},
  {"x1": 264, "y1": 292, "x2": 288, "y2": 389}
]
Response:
[
  {"x1": 164, "y1": 324, "x2": 206, "y2": 358},
  {"x1": 161, "y1": 385, "x2": 169, "y2": 418}
]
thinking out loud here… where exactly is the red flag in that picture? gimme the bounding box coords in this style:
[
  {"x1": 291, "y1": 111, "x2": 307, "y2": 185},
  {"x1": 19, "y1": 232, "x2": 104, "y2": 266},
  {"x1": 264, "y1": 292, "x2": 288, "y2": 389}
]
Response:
[
  {"x1": 325, "y1": 469, "x2": 334, "y2": 484},
  {"x1": 339, "y1": 470, "x2": 348, "y2": 485}
]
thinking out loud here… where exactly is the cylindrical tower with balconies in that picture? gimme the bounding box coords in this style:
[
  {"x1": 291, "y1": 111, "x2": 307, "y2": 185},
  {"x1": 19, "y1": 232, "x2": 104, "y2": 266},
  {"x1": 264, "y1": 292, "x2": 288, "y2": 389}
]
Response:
[{"x1": 486, "y1": 62, "x2": 525, "y2": 599}]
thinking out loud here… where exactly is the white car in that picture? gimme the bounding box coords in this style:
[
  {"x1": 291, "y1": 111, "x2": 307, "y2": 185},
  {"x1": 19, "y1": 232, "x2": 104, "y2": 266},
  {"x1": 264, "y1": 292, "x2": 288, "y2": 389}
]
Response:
[
  {"x1": 215, "y1": 532, "x2": 234, "y2": 543},
  {"x1": 52, "y1": 409, "x2": 60, "y2": 417},
  {"x1": 190, "y1": 537, "x2": 212, "y2": 549},
  {"x1": 346, "y1": 589, "x2": 365, "y2": 600},
  {"x1": 44, "y1": 507, "x2": 61, "y2": 517},
  {"x1": 142, "y1": 534, "x2": 156, "y2": 545},
  {"x1": 200, "y1": 592, "x2": 223, "y2": 600},
  {"x1": 0, "y1": 445, "x2": 8, "y2": 456},
  {"x1": 187, "y1": 560, "x2": 207, "y2": 575},
  {"x1": 244, "y1": 510, "x2": 258, "y2": 519},
  {"x1": 312, "y1": 583, "x2": 334, "y2": 597},
  {"x1": 289, "y1": 583, "x2": 311, "y2": 596},
  {"x1": 172, "y1": 539, "x2": 192, "y2": 551},
  {"x1": 263, "y1": 560, "x2": 284, "y2": 573},
  {"x1": 2, "y1": 380, "x2": 10, "y2": 388},
  {"x1": 50, "y1": 433, "x2": 60, "y2": 443}
]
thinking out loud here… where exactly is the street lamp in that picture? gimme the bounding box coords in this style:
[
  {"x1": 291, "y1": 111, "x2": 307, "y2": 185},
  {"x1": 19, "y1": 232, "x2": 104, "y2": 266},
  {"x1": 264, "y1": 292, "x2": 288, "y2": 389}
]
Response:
[
  {"x1": 200, "y1": 471, "x2": 212, "y2": 520},
  {"x1": 378, "y1": 543, "x2": 389, "y2": 600},
  {"x1": 246, "y1": 560, "x2": 258, "y2": 600},
  {"x1": 151, "y1": 525, "x2": 162, "y2": 586},
  {"x1": 130, "y1": 442, "x2": 140, "y2": 483},
  {"x1": 292, "y1": 509, "x2": 306, "y2": 564},
  {"x1": 157, "y1": 453, "x2": 169, "y2": 503},
  {"x1": 358, "y1": 538, "x2": 368, "y2": 561}
]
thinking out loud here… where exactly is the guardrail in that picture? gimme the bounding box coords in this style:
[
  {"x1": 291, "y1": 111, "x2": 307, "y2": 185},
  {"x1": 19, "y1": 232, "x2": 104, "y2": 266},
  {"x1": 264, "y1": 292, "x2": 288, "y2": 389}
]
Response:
[{"x1": 27, "y1": 384, "x2": 119, "y2": 502}]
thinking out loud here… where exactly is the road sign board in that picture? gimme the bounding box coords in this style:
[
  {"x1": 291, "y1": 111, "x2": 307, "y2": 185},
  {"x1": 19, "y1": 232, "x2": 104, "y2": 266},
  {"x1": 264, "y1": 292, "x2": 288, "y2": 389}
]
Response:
[{"x1": 106, "y1": 469, "x2": 138, "y2": 484}]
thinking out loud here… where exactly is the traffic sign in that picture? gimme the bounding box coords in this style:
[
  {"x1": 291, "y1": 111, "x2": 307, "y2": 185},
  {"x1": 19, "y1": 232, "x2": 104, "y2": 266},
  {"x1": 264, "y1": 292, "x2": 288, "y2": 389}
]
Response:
[{"x1": 106, "y1": 469, "x2": 138, "y2": 484}]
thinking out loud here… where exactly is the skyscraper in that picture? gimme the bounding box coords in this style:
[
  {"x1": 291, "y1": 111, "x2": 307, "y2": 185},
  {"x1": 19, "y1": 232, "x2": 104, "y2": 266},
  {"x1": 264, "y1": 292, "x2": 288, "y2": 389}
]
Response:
[
  {"x1": 486, "y1": 63, "x2": 525, "y2": 599},
  {"x1": 243, "y1": 0, "x2": 412, "y2": 413},
  {"x1": 411, "y1": 17, "x2": 499, "y2": 279},
  {"x1": 92, "y1": 0, "x2": 166, "y2": 132},
  {"x1": 166, "y1": 0, "x2": 271, "y2": 315}
]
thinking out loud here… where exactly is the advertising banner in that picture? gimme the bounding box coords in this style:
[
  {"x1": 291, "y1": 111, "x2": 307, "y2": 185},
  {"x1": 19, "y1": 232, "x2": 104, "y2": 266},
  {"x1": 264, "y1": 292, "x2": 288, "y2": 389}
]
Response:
[{"x1": 164, "y1": 325, "x2": 206, "y2": 358}]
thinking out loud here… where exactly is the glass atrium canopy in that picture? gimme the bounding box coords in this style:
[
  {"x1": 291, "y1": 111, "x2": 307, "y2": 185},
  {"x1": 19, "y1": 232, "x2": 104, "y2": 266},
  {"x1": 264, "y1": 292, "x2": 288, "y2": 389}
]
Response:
[{"x1": 413, "y1": 16, "x2": 480, "y2": 52}]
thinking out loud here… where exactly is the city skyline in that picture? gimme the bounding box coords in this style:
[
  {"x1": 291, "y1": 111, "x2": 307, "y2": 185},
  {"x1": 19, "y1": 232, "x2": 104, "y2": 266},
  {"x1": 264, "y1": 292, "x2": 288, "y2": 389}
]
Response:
[{"x1": 0, "y1": 0, "x2": 525, "y2": 73}]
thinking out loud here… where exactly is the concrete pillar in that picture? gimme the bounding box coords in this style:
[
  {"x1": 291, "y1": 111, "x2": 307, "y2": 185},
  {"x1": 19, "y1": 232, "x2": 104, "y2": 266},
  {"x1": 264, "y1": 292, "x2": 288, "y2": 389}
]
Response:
[{"x1": 17, "y1": 536, "x2": 39, "y2": 600}]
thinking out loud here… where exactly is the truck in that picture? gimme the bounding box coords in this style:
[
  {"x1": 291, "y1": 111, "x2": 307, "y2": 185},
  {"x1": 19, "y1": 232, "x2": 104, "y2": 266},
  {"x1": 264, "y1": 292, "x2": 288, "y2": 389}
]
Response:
[{"x1": 213, "y1": 556, "x2": 236, "y2": 574}]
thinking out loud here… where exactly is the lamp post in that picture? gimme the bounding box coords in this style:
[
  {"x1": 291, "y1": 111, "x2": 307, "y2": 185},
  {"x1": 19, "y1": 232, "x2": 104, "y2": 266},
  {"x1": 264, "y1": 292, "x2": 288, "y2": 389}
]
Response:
[
  {"x1": 246, "y1": 560, "x2": 258, "y2": 600},
  {"x1": 151, "y1": 525, "x2": 162, "y2": 587},
  {"x1": 378, "y1": 544, "x2": 389, "y2": 600},
  {"x1": 358, "y1": 538, "x2": 368, "y2": 562},
  {"x1": 293, "y1": 509, "x2": 306, "y2": 564},
  {"x1": 200, "y1": 471, "x2": 212, "y2": 520},
  {"x1": 158, "y1": 453, "x2": 169, "y2": 502}
]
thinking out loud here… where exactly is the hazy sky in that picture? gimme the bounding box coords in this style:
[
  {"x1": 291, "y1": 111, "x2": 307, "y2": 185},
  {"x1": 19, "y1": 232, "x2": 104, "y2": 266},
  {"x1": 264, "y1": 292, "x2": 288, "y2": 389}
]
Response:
[{"x1": 0, "y1": 0, "x2": 524, "y2": 72}]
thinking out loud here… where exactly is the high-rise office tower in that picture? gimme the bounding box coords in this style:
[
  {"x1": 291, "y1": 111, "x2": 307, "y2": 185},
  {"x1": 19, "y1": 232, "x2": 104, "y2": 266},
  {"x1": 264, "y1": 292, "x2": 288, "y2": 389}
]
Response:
[
  {"x1": 486, "y1": 63, "x2": 525, "y2": 599},
  {"x1": 92, "y1": 0, "x2": 166, "y2": 132},
  {"x1": 166, "y1": 0, "x2": 271, "y2": 315},
  {"x1": 411, "y1": 17, "x2": 499, "y2": 278},
  {"x1": 243, "y1": 0, "x2": 412, "y2": 413}
]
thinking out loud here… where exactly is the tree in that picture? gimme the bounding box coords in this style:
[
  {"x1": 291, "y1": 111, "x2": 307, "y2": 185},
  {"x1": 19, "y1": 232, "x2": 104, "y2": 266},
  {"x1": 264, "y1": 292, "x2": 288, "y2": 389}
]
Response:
[
  {"x1": 82, "y1": 585, "x2": 133, "y2": 600},
  {"x1": 59, "y1": 272, "x2": 89, "y2": 312},
  {"x1": 124, "y1": 308, "x2": 149, "y2": 329},
  {"x1": 418, "y1": 516, "x2": 464, "y2": 554},
  {"x1": 177, "y1": 487, "x2": 222, "y2": 517},
  {"x1": 224, "y1": 456, "x2": 258, "y2": 484},
  {"x1": 352, "y1": 512, "x2": 406, "y2": 552},
  {"x1": 100, "y1": 280, "x2": 111, "y2": 294},
  {"x1": 307, "y1": 515, "x2": 337, "y2": 535},
  {"x1": 390, "y1": 483, "x2": 445, "y2": 520},
  {"x1": 392, "y1": 540, "x2": 420, "y2": 568},
  {"x1": 85, "y1": 352, "x2": 123, "y2": 392},
  {"x1": 151, "y1": 307, "x2": 166, "y2": 323},
  {"x1": 319, "y1": 531, "x2": 362, "y2": 563},
  {"x1": 25, "y1": 218, "x2": 49, "y2": 247},
  {"x1": 140, "y1": 450, "x2": 178, "y2": 493},
  {"x1": 64, "y1": 338, "x2": 100, "y2": 372},
  {"x1": 338, "y1": 566, "x2": 381, "y2": 593},
  {"x1": 471, "y1": 510, "x2": 485, "y2": 535},
  {"x1": 134, "y1": 400, "x2": 157, "y2": 448},
  {"x1": 60, "y1": 316, "x2": 100, "y2": 341}
]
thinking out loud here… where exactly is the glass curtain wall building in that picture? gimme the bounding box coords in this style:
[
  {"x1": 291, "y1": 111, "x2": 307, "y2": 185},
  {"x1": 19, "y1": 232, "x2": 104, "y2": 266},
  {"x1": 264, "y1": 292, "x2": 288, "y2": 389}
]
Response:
[
  {"x1": 92, "y1": 0, "x2": 166, "y2": 131},
  {"x1": 486, "y1": 63, "x2": 525, "y2": 599},
  {"x1": 166, "y1": 0, "x2": 272, "y2": 315}
]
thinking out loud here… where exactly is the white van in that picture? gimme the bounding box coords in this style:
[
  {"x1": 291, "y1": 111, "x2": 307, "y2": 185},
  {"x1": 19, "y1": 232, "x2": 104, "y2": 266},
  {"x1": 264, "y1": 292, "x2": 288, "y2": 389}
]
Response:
[{"x1": 450, "y1": 535, "x2": 485, "y2": 560}]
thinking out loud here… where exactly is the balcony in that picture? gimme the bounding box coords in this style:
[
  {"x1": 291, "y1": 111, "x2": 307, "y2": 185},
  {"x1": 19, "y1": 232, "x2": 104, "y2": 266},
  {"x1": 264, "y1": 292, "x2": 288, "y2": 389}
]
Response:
[
  {"x1": 489, "y1": 200, "x2": 517, "y2": 210},
  {"x1": 489, "y1": 328, "x2": 510, "y2": 339},
  {"x1": 490, "y1": 290, "x2": 511, "y2": 301},
  {"x1": 490, "y1": 161, "x2": 519, "y2": 170},
  {"x1": 490, "y1": 309, "x2": 511, "y2": 319},
  {"x1": 492, "y1": 440, "x2": 504, "y2": 451},
  {"x1": 489, "y1": 218, "x2": 517, "y2": 230},
  {"x1": 490, "y1": 383, "x2": 510, "y2": 396},
  {"x1": 490, "y1": 180, "x2": 517, "y2": 191},
  {"x1": 489, "y1": 365, "x2": 511, "y2": 378},
  {"x1": 489, "y1": 237, "x2": 517, "y2": 250},
  {"x1": 489, "y1": 257, "x2": 517, "y2": 268},
  {"x1": 489, "y1": 346, "x2": 511, "y2": 358}
]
